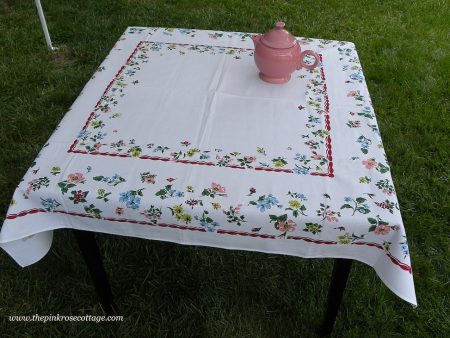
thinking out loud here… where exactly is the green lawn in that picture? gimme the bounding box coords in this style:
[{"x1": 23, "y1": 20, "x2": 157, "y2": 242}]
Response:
[{"x1": 0, "y1": 0, "x2": 448, "y2": 336}]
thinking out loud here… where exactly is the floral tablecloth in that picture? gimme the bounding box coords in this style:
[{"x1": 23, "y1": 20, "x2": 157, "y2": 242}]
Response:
[{"x1": 0, "y1": 27, "x2": 416, "y2": 305}]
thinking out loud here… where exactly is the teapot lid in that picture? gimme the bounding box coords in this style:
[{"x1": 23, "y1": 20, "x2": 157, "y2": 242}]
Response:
[{"x1": 260, "y1": 21, "x2": 297, "y2": 49}]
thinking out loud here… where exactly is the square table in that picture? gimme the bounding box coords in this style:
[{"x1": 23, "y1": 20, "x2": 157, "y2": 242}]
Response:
[{"x1": 0, "y1": 26, "x2": 417, "y2": 332}]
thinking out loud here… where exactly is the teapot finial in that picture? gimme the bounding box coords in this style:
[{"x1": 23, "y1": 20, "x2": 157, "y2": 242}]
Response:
[{"x1": 275, "y1": 21, "x2": 285, "y2": 29}]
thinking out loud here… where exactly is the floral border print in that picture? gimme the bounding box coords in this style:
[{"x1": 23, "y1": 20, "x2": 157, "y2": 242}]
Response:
[{"x1": 69, "y1": 41, "x2": 334, "y2": 177}]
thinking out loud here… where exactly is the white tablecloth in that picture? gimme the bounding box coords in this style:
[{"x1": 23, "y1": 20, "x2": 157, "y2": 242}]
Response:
[{"x1": 0, "y1": 27, "x2": 416, "y2": 306}]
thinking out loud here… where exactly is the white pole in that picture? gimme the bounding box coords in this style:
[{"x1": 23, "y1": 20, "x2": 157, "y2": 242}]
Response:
[{"x1": 34, "y1": 0, "x2": 57, "y2": 51}]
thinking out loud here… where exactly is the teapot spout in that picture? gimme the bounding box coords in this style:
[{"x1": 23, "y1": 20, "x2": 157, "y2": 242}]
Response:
[{"x1": 251, "y1": 34, "x2": 261, "y2": 47}]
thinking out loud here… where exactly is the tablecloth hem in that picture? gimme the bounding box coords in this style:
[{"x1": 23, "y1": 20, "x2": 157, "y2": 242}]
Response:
[
  {"x1": 0, "y1": 230, "x2": 53, "y2": 267},
  {"x1": 1, "y1": 224, "x2": 417, "y2": 306}
]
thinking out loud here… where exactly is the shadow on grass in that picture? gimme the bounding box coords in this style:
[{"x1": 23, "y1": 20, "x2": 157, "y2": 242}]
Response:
[{"x1": 92, "y1": 231, "x2": 330, "y2": 336}]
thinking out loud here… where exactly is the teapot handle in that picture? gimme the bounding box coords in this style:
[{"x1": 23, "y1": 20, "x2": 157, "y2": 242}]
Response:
[{"x1": 298, "y1": 50, "x2": 320, "y2": 70}]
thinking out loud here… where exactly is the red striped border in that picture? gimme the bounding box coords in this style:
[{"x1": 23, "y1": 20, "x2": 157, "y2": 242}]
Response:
[
  {"x1": 69, "y1": 41, "x2": 334, "y2": 177},
  {"x1": 351, "y1": 241, "x2": 412, "y2": 273},
  {"x1": 318, "y1": 54, "x2": 334, "y2": 177},
  {"x1": 6, "y1": 208, "x2": 411, "y2": 273}
]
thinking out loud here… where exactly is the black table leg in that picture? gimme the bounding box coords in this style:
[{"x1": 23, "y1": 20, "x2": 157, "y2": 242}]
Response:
[
  {"x1": 318, "y1": 258, "x2": 353, "y2": 337},
  {"x1": 72, "y1": 229, "x2": 117, "y2": 315}
]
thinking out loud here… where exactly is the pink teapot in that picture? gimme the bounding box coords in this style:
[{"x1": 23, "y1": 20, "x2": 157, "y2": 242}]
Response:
[{"x1": 251, "y1": 21, "x2": 319, "y2": 84}]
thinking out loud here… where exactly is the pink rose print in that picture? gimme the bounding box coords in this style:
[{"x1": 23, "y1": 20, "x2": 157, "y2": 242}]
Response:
[
  {"x1": 313, "y1": 154, "x2": 324, "y2": 160},
  {"x1": 211, "y1": 182, "x2": 226, "y2": 194},
  {"x1": 235, "y1": 204, "x2": 243, "y2": 214},
  {"x1": 362, "y1": 159, "x2": 378, "y2": 170},
  {"x1": 324, "y1": 209, "x2": 338, "y2": 222},
  {"x1": 203, "y1": 182, "x2": 228, "y2": 198},
  {"x1": 245, "y1": 156, "x2": 256, "y2": 163},
  {"x1": 94, "y1": 142, "x2": 102, "y2": 150},
  {"x1": 145, "y1": 176, "x2": 155, "y2": 184},
  {"x1": 278, "y1": 219, "x2": 297, "y2": 232},
  {"x1": 374, "y1": 224, "x2": 390, "y2": 235},
  {"x1": 67, "y1": 172, "x2": 85, "y2": 184},
  {"x1": 115, "y1": 207, "x2": 124, "y2": 215},
  {"x1": 25, "y1": 180, "x2": 38, "y2": 195},
  {"x1": 347, "y1": 90, "x2": 357, "y2": 97}
]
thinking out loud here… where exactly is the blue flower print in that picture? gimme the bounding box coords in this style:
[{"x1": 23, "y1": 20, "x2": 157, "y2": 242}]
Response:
[
  {"x1": 294, "y1": 153, "x2": 308, "y2": 161},
  {"x1": 202, "y1": 220, "x2": 219, "y2": 232},
  {"x1": 78, "y1": 130, "x2": 89, "y2": 139},
  {"x1": 126, "y1": 194, "x2": 141, "y2": 209},
  {"x1": 293, "y1": 165, "x2": 310, "y2": 175},
  {"x1": 119, "y1": 190, "x2": 143, "y2": 209},
  {"x1": 40, "y1": 198, "x2": 61, "y2": 211},
  {"x1": 253, "y1": 194, "x2": 282, "y2": 212},
  {"x1": 350, "y1": 72, "x2": 364, "y2": 82},
  {"x1": 195, "y1": 212, "x2": 219, "y2": 232}
]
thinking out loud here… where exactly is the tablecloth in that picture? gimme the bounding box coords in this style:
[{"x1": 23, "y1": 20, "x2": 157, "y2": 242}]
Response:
[{"x1": 0, "y1": 27, "x2": 416, "y2": 306}]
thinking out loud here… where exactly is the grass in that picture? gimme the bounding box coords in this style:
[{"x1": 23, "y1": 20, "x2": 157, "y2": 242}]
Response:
[{"x1": 0, "y1": 0, "x2": 448, "y2": 336}]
